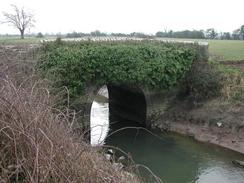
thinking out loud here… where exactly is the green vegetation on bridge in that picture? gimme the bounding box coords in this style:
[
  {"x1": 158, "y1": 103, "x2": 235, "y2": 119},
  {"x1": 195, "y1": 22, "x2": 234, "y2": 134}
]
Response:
[{"x1": 38, "y1": 41, "x2": 202, "y2": 98}]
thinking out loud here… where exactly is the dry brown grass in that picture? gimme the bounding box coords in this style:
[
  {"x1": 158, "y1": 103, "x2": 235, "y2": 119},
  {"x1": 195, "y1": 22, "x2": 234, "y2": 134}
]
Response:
[{"x1": 0, "y1": 45, "x2": 140, "y2": 183}]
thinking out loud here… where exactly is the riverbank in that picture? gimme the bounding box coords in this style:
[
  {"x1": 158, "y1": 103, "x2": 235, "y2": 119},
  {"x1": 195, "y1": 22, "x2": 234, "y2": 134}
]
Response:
[
  {"x1": 155, "y1": 122, "x2": 244, "y2": 154},
  {"x1": 152, "y1": 98, "x2": 244, "y2": 154},
  {"x1": 149, "y1": 58, "x2": 244, "y2": 155}
]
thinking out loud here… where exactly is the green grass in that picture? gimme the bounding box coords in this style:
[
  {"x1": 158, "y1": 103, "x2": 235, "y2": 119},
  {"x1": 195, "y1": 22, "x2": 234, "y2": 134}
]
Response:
[
  {"x1": 0, "y1": 36, "x2": 42, "y2": 44},
  {"x1": 207, "y1": 40, "x2": 244, "y2": 61},
  {"x1": 158, "y1": 38, "x2": 244, "y2": 61},
  {"x1": 0, "y1": 36, "x2": 57, "y2": 44}
]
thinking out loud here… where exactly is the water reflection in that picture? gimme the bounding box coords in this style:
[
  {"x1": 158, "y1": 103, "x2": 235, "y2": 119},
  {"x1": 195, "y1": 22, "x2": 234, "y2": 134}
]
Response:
[
  {"x1": 90, "y1": 86, "x2": 244, "y2": 183},
  {"x1": 90, "y1": 86, "x2": 109, "y2": 145}
]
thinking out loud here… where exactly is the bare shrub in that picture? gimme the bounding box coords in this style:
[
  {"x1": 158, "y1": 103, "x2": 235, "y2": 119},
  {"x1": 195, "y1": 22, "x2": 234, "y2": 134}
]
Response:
[{"x1": 0, "y1": 46, "x2": 140, "y2": 183}]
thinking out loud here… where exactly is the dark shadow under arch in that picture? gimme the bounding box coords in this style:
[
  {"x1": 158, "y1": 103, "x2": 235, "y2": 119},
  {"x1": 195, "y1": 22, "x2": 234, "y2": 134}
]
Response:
[{"x1": 107, "y1": 84, "x2": 147, "y2": 129}]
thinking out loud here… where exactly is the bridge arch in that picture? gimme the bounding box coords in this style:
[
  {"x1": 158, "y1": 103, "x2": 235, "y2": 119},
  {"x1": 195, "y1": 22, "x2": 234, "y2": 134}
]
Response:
[
  {"x1": 107, "y1": 84, "x2": 147, "y2": 128},
  {"x1": 86, "y1": 84, "x2": 149, "y2": 129}
]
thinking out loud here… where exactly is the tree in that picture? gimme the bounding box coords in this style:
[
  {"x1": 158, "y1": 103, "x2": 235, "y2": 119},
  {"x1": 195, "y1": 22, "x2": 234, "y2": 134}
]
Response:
[
  {"x1": 2, "y1": 5, "x2": 35, "y2": 39},
  {"x1": 232, "y1": 25, "x2": 244, "y2": 40},
  {"x1": 66, "y1": 31, "x2": 87, "y2": 38},
  {"x1": 111, "y1": 32, "x2": 128, "y2": 37},
  {"x1": 220, "y1": 32, "x2": 231, "y2": 40},
  {"x1": 130, "y1": 32, "x2": 149, "y2": 38},
  {"x1": 36, "y1": 32, "x2": 44, "y2": 38},
  {"x1": 232, "y1": 29, "x2": 240, "y2": 40},
  {"x1": 156, "y1": 30, "x2": 205, "y2": 39},
  {"x1": 206, "y1": 28, "x2": 218, "y2": 39},
  {"x1": 90, "y1": 30, "x2": 107, "y2": 37},
  {"x1": 155, "y1": 31, "x2": 168, "y2": 37},
  {"x1": 240, "y1": 25, "x2": 244, "y2": 40}
]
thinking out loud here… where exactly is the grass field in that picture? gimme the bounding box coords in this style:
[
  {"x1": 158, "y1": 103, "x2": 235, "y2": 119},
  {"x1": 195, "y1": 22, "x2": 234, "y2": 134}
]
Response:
[
  {"x1": 0, "y1": 36, "x2": 42, "y2": 44},
  {"x1": 1, "y1": 36, "x2": 244, "y2": 61},
  {"x1": 158, "y1": 38, "x2": 244, "y2": 61},
  {"x1": 207, "y1": 40, "x2": 244, "y2": 61},
  {"x1": 0, "y1": 36, "x2": 57, "y2": 44}
]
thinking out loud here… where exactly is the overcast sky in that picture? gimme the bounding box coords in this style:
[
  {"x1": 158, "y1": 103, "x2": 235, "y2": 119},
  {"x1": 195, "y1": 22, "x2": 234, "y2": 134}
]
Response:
[{"x1": 0, "y1": 0, "x2": 243, "y2": 35}]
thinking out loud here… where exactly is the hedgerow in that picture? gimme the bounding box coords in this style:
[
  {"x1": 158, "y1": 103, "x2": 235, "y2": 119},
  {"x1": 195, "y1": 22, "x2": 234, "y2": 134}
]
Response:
[{"x1": 38, "y1": 40, "x2": 200, "y2": 99}]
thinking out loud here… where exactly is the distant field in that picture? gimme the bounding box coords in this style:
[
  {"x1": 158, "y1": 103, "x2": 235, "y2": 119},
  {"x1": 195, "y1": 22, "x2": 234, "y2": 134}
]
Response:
[
  {"x1": 0, "y1": 36, "x2": 40, "y2": 44},
  {"x1": 207, "y1": 40, "x2": 244, "y2": 61},
  {"x1": 0, "y1": 36, "x2": 55, "y2": 44},
  {"x1": 0, "y1": 36, "x2": 244, "y2": 61},
  {"x1": 157, "y1": 38, "x2": 244, "y2": 61}
]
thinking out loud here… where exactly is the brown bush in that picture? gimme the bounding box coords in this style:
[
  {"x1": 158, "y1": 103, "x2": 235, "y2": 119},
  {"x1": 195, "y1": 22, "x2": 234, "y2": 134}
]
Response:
[{"x1": 0, "y1": 45, "x2": 140, "y2": 183}]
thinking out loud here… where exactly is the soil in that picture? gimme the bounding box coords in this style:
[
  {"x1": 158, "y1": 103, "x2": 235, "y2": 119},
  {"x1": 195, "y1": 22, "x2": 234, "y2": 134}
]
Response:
[
  {"x1": 152, "y1": 99, "x2": 244, "y2": 154},
  {"x1": 151, "y1": 60, "x2": 244, "y2": 154},
  {"x1": 221, "y1": 60, "x2": 244, "y2": 71},
  {"x1": 1, "y1": 44, "x2": 39, "y2": 57}
]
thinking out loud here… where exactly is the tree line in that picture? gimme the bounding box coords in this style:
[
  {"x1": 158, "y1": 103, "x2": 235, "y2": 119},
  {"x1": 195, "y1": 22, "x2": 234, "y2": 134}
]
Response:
[
  {"x1": 156, "y1": 27, "x2": 244, "y2": 40},
  {"x1": 64, "y1": 27, "x2": 244, "y2": 40}
]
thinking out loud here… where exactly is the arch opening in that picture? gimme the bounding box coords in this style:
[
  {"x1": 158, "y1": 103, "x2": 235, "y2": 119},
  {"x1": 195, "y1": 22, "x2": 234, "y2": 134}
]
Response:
[
  {"x1": 90, "y1": 84, "x2": 147, "y2": 145},
  {"x1": 107, "y1": 84, "x2": 147, "y2": 129}
]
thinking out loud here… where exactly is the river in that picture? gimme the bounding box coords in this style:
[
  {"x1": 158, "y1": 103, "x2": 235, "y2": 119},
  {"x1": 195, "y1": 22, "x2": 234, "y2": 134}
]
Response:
[{"x1": 90, "y1": 86, "x2": 244, "y2": 183}]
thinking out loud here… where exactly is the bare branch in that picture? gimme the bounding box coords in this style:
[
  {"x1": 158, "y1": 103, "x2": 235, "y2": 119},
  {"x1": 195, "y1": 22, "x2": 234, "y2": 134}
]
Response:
[{"x1": 2, "y1": 4, "x2": 35, "y2": 39}]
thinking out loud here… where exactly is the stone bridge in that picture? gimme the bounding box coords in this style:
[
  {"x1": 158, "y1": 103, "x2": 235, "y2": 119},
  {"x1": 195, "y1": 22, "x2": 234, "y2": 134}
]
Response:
[
  {"x1": 76, "y1": 40, "x2": 209, "y2": 128},
  {"x1": 84, "y1": 84, "x2": 169, "y2": 127},
  {"x1": 39, "y1": 38, "x2": 209, "y2": 128}
]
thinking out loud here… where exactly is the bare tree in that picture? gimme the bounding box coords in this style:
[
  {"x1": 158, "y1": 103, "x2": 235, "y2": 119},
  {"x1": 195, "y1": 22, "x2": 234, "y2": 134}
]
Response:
[{"x1": 2, "y1": 5, "x2": 35, "y2": 39}]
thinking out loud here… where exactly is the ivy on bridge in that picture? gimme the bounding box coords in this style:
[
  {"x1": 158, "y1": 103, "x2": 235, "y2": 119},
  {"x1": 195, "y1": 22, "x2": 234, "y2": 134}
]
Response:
[{"x1": 38, "y1": 40, "x2": 206, "y2": 99}]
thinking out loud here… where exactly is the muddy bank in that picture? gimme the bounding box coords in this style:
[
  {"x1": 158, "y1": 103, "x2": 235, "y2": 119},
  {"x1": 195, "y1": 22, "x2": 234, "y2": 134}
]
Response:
[
  {"x1": 221, "y1": 60, "x2": 244, "y2": 71},
  {"x1": 153, "y1": 121, "x2": 244, "y2": 154},
  {"x1": 151, "y1": 100, "x2": 244, "y2": 154}
]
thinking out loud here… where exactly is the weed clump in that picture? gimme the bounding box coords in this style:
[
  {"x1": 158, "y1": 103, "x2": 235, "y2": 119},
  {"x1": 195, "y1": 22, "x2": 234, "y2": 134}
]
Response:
[
  {"x1": 183, "y1": 62, "x2": 222, "y2": 101},
  {"x1": 182, "y1": 60, "x2": 244, "y2": 102}
]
